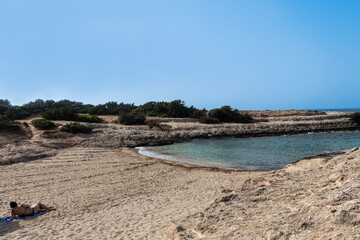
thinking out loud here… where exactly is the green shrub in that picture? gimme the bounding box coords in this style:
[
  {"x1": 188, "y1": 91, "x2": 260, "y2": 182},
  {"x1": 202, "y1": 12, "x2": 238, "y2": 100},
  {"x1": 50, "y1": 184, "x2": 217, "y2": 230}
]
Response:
[
  {"x1": 236, "y1": 113, "x2": 253, "y2": 123},
  {"x1": 208, "y1": 108, "x2": 225, "y2": 120},
  {"x1": 23, "y1": 122, "x2": 29, "y2": 127},
  {"x1": 208, "y1": 106, "x2": 253, "y2": 123},
  {"x1": 189, "y1": 107, "x2": 207, "y2": 119},
  {"x1": 0, "y1": 99, "x2": 11, "y2": 106},
  {"x1": 4, "y1": 107, "x2": 29, "y2": 120},
  {"x1": 22, "y1": 99, "x2": 93, "y2": 115},
  {"x1": 118, "y1": 112, "x2": 146, "y2": 125},
  {"x1": 199, "y1": 116, "x2": 220, "y2": 124},
  {"x1": 61, "y1": 122, "x2": 92, "y2": 133},
  {"x1": 77, "y1": 114, "x2": 103, "y2": 123},
  {"x1": 135, "y1": 100, "x2": 206, "y2": 118},
  {"x1": 350, "y1": 113, "x2": 360, "y2": 125},
  {"x1": 0, "y1": 99, "x2": 11, "y2": 115},
  {"x1": 167, "y1": 100, "x2": 190, "y2": 118},
  {"x1": 88, "y1": 102, "x2": 137, "y2": 115},
  {"x1": 144, "y1": 111, "x2": 159, "y2": 117},
  {"x1": 42, "y1": 107, "x2": 78, "y2": 121},
  {"x1": 0, "y1": 115, "x2": 21, "y2": 131},
  {"x1": 31, "y1": 119, "x2": 56, "y2": 130}
]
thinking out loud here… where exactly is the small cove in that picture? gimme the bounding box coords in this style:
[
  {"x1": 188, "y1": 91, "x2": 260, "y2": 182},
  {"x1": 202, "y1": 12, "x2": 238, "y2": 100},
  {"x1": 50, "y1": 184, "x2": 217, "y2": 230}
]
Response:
[{"x1": 138, "y1": 131, "x2": 360, "y2": 170}]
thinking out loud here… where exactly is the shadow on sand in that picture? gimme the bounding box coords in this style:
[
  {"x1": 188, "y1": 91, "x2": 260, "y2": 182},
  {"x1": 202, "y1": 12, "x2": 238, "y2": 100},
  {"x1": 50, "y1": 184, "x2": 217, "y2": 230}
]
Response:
[{"x1": 0, "y1": 221, "x2": 21, "y2": 237}]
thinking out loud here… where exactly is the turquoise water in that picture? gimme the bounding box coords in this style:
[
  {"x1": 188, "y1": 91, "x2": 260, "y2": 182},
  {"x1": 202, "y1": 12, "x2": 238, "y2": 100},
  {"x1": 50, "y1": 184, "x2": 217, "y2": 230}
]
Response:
[{"x1": 138, "y1": 131, "x2": 360, "y2": 170}]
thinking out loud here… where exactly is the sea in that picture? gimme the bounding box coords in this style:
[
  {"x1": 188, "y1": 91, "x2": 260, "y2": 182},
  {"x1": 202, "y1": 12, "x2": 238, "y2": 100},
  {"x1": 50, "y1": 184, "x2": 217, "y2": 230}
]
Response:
[
  {"x1": 138, "y1": 108, "x2": 360, "y2": 170},
  {"x1": 315, "y1": 108, "x2": 360, "y2": 112},
  {"x1": 138, "y1": 131, "x2": 360, "y2": 170}
]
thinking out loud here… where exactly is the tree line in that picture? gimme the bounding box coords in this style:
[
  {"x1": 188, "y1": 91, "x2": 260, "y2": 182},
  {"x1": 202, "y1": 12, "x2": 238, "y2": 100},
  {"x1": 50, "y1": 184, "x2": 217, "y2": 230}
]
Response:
[{"x1": 0, "y1": 98, "x2": 254, "y2": 128}]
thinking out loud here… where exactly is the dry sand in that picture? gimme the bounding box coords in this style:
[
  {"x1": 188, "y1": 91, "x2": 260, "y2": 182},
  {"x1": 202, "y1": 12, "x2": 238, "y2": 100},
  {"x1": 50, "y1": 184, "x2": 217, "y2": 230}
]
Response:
[
  {"x1": 0, "y1": 147, "x2": 261, "y2": 239},
  {"x1": 1, "y1": 146, "x2": 359, "y2": 239}
]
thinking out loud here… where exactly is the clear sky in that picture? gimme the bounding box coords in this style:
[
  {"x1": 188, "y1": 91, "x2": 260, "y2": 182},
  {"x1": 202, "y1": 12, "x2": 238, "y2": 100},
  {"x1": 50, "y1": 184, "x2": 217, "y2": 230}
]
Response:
[{"x1": 0, "y1": 0, "x2": 359, "y2": 110}]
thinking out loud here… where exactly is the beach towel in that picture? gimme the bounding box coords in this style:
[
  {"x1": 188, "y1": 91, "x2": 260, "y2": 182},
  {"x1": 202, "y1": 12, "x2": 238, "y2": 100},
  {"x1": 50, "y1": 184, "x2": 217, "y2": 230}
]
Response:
[{"x1": 0, "y1": 211, "x2": 43, "y2": 223}]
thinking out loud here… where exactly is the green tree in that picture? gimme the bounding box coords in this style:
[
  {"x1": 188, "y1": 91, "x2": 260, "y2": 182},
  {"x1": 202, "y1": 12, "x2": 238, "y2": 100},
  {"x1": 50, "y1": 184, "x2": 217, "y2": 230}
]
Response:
[
  {"x1": 42, "y1": 107, "x2": 78, "y2": 121},
  {"x1": 0, "y1": 99, "x2": 11, "y2": 115}
]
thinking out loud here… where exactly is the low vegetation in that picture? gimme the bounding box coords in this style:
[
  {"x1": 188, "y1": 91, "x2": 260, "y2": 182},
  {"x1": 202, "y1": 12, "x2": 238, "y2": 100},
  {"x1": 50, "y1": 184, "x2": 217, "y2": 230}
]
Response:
[
  {"x1": 0, "y1": 115, "x2": 21, "y2": 131},
  {"x1": 60, "y1": 122, "x2": 93, "y2": 133},
  {"x1": 208, "y1": 106, "x2": 253, "y2": 123},
  {"x1": 0, "y1": 100, "x2": 29, "y2": 120},
  {"x1": 199, "y1": 116, "x2": 220, "y2": 124},
  {"x1": 31, "y1": 119, "x2": 56, "y2": 130},
  {"x1": 89, "y1": 102, "x2": 137, "y2": 115},
  {"x1": 350, "y1": 113, "x2": 360, "y2": 125},
  {"x1": 134, "y1": 100, "x2": 206, "y2": 118},
  {"x1": 118, "y1": 112, "x2": 146, "y2": 125},
  {"x1": 3, "y1": 107, "x2": 29, "y2": 120},
  {"x1": 42, "y1": 107, "x2": 78, "y2": 121},
  {"x1": 0, "y1": 98, "x2": 255, "y2": 126},
  {"x1": 77, "y1": 114, "x2": 103, "y2": 123}
]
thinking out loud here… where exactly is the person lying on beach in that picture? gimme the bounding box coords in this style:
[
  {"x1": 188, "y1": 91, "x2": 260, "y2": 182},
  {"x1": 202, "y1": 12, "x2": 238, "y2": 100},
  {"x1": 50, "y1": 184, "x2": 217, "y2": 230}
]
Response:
[{"x1": 10, "y1": 201, "x2": 56, "y2": 219}]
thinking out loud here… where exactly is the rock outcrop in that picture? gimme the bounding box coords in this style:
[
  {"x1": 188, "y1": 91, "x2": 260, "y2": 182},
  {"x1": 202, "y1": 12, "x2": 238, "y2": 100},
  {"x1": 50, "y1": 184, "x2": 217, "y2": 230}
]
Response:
[{"x1": 165, "y1": 147, "x2": 360, "y2": 239}]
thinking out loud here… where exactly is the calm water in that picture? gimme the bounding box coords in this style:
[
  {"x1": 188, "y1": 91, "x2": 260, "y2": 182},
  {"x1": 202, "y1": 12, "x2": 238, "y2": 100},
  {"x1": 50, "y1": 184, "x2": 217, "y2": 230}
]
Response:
[{"x1": 138, "y1": 131, "x2": 360, "y2": 170}]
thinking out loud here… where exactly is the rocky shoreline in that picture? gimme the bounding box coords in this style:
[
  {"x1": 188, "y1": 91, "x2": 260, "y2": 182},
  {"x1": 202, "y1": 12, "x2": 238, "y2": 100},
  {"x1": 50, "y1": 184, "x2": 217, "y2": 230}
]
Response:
[
  {"x1": 165, "y1": 146, "x2": 360, "y2": 239},
  {"x1": 74, "y1": 112, "x2": 358, "y2": 148},
  {"x1": 0, "y1": 111, "x2": 358, "y2": 164}
]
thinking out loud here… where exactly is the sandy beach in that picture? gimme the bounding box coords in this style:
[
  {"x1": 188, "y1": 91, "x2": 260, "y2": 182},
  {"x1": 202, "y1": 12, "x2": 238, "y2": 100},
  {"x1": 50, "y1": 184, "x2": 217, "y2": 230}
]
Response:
[
  {"x1": 0, "y1": 147, "x2": 261, "y2": 239},
  {"x1": 1, "y1": 146, "x2": 359, "y2": 239}
]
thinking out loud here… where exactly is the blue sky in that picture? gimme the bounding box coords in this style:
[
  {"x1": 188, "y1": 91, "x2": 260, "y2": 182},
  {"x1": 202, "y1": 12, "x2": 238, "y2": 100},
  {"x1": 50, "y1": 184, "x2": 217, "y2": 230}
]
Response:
[{"x1": 0, "y1": 0, "x2": 359, "y2": 110}]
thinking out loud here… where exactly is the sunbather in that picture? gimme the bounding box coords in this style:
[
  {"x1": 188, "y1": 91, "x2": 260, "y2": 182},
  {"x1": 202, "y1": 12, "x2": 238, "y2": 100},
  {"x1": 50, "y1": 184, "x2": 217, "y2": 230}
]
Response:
[{"x1": 10, "y1": 201, "x2": 55, "y2": 219}]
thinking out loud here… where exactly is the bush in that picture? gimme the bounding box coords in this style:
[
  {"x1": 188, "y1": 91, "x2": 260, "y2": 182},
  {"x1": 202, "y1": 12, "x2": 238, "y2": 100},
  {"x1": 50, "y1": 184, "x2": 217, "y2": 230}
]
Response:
[
  {"x1": 208, "y1": 108, "x2": 225, "y2": 121},
  {"x1": 189, "y1": 107, "x2": 207, "y2": 119},
  {"x1": 135, "y1": 100, "x2": 206, "y2": 118},
  {"x1": 0, "y1": 115, "x2": 21, "y2": 131},
  {"x1": 77, "y1": 114, "x2": 103, "y2": 123},
  {"x1": 88, "y1": 102, "x2": 137, "y2": 115},
  {"x1": 22, "y1": 99, "x2": 50, "y2": 114},
  {"x1": 22, "y1": 99, "x2": 93, "y2": 115},
  {"x1": 199, "y1": 116, "x2": 220, "y2": 124},
  {"x1": 167, "y1": 100, "x2": 190, "y2": 118},
  {"x1": 350, "y1": 113, "x2": 360, "y2": 125},
  {"x1": 61, "y1": 122, "x2": 92, "y2": 133},
  {"x1": 42, "y1": 107, "x2": 78, "y2": 121},
  {"x1": 208, "y1": 106, "x2": 253, "y2": 123},
  {"x1": 4, "y1": 107, "x2": 29, "y2": 120},
  {"x1": 0, "y1": 99, "x2": 11, "y2": 115},
  {"x1": 118, "y1": 112, "x2": 146, "y2": 125},
  {"x1": 236, "y1": 113, "x2": 253, "y2": 123},
  {"x1": 31, "y1": 119, "x2": 56, "y2": 130}
]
